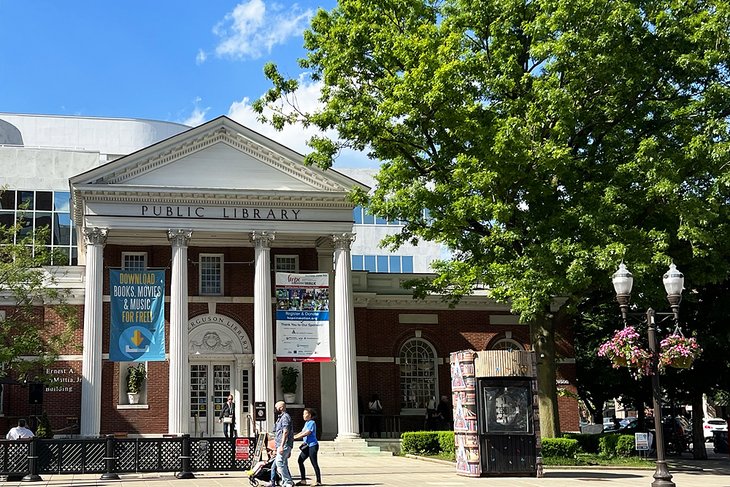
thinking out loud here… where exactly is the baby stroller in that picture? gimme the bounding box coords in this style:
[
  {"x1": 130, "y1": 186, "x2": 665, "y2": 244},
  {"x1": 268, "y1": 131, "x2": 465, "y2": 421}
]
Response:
[{"x1": 247, "y1": 457, "x2": 280, "y2": 487}]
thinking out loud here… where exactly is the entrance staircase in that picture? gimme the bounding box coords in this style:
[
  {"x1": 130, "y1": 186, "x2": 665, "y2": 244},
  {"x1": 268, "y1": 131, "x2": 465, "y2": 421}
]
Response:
[{"x1": 317, "y1": 438, "x2": 394, "y2": 456}]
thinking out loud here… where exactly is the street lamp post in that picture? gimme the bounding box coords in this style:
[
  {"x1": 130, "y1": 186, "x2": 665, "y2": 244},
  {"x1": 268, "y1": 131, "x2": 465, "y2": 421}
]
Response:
[{"x1": 611, "y1": 262, "x2": 684, "y2": 487}]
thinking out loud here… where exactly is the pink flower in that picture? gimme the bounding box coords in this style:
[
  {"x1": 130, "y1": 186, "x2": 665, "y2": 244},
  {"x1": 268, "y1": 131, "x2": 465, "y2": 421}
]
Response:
[
  {"x1": 659, "y1": 334, "x2": 701, "y2": 370},
  {"x1": 598, "y1": 326, "x2": 653, "y2": 379}
]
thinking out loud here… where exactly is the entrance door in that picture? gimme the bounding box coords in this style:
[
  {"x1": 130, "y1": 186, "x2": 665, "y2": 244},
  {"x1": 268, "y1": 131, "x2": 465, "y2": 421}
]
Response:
[{"x1": 190, "y1": 363, "x2": 233, "y2": 436}]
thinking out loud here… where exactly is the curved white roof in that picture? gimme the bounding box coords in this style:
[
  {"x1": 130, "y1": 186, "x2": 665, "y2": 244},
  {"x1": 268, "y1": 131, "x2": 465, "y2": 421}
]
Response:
[{"x1": 0, "y1": 113, "x2": 189, "y2": 156}]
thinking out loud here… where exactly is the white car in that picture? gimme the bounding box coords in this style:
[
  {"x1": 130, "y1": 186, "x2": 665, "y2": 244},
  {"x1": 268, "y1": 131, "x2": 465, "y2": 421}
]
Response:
[{"x1": 703, "y1": 417, "x2": 728, "y2": 441}]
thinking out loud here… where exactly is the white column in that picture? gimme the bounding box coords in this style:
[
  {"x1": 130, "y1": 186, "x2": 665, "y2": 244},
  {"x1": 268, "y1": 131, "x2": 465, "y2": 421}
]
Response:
[
  {"x1": 332, "y1": 233, "x2": 359, "y2": 439},
  {"x1": 168, "y1": 229, "x2": 192, "y2": 435},
  {"x1": 252, "y1": 231, "x2": 275, "y2": 433},
  {"x1": 80, "y1": 227, "x2": 107, "y2": 437}
]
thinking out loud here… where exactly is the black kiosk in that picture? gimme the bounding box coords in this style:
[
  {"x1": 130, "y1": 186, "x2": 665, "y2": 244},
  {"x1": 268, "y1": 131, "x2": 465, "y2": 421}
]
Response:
[{"x1": 451, "y1": 350, "x2": 540, "y2": 477}]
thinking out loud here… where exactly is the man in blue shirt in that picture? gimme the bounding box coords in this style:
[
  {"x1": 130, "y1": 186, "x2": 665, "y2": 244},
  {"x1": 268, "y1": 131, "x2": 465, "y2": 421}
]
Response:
[{"x1": 272, "y1": 401, "x2": 294, "y2": 487}]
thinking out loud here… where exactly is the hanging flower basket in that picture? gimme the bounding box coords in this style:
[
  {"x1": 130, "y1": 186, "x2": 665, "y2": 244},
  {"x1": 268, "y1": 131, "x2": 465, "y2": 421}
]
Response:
[
  {"x1": 612, "y1": 355, "x2": 629, "y2": 367},
  {"x1": 659, "y1": 333, "x2": 701, "y2": 371},
  {"x1": 598, "y1": 326, "x2": 654, "y2": 379},
  {"x1": 669, "y1": 355, "x2": 693, "y2": 369}
]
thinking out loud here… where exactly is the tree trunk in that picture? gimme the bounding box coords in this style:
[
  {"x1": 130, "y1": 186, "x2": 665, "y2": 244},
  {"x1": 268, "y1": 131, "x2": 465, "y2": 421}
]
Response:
[
  {"x1": 691, "y1": 391, "x2": 707, "y2": 459},
  {"x1": 530, "y1": 314, "x2": 560, "y2": 438}
]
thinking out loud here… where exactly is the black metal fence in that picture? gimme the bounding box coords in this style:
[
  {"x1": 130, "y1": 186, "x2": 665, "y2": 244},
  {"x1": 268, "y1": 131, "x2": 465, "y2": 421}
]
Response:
[{"x1": 0, "y1": 434, "x2": 258, "y2": 481}]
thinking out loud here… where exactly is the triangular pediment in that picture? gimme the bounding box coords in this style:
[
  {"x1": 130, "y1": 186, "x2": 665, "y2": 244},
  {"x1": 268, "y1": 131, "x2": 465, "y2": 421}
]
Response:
[
  {"x1": 70, "y1": 116, "x2": 366, "y2": 194},
  {"x1": 124, "y1": 140, "x2": 319, "y2": 191}
]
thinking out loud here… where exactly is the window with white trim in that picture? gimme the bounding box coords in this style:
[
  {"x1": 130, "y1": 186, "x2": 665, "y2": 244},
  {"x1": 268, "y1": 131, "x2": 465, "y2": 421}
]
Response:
[
  {"x1": 275, "y1": 255, "x2": 299, "y2": 273},
  {"x1": 490, "y1": 338, "x2": 524, "y2": 351},
  {"x1": 399, "y1": 338, "x2": 438, "y2": 410},
  {"x1": 118, "y1": 362, "x2": 147, "y2": 407},
  {"x1": 122, "y1": 252, "x2": 147, "y2": 271},
  {"x1": 200, "y1": 254, "x2": 223, "y2": 295}
]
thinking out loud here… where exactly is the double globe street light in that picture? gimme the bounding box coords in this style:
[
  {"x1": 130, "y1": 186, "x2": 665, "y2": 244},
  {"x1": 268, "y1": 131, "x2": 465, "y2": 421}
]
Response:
[{"x1": 612, "y1": 262, "x2": 684, "y2": 487}]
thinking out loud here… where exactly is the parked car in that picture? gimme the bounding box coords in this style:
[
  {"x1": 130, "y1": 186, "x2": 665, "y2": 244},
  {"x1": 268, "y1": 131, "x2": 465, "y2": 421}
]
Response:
[
  {"x1": 703, "y1": 417, "x2": 728, "y2": 441},
  {"x1": 618, "y1": 416, "x2": 639, "y2": 432},
  {"x1": 603, "y1": 417, "x2": 619, "y2": 432}
]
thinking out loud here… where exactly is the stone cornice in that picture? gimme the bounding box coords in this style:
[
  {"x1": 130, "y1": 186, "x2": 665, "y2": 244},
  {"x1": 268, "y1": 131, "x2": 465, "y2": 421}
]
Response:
[
  {"x1": 74, "y1": 190, "x2": 353, "y2": 208},
  {"x1": 353, "y1": 293, "x2": 514, "y2": 311}
]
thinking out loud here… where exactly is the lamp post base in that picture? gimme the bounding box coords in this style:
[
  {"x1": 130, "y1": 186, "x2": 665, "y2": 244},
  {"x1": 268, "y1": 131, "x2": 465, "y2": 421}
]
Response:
[{"x1": 652, "y1": 460, "x2": 675, "y2": 487}]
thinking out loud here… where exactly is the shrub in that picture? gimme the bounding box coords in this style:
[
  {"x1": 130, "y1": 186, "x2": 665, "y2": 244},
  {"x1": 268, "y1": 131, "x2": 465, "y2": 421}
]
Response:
[
  {"x1": 35, "y1": 412, "x2": 54, "y2": 439},
  {"x1": 599, "y1": 434, "x2": 620, "y2": 456},
  {"x1": 438, "y1": 431, "x2": 455, "y2": 455},
  {"x1": 401, "y1": 431, "x2": 441, "y2": 454},
  {"x1": 615, "y1": 435, "x2": 636, "y2": 457},
  {"x1": 561, "y1": 432, "x2": 600, "y2": 453},
  {"x1": 541, "y1": 438, "x2": 580, "y2": 458}
]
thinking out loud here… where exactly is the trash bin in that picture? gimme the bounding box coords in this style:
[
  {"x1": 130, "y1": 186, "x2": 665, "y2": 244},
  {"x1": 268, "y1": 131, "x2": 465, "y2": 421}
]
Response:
[{"x1": 713, "y1": 430, "x2": 728, "y2": 454}]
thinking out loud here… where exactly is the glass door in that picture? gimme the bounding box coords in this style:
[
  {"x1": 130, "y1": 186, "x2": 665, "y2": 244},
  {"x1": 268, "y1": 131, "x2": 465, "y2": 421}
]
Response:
[{"x1": 190, "y1": 362, "x2": 232, "y2": 436}]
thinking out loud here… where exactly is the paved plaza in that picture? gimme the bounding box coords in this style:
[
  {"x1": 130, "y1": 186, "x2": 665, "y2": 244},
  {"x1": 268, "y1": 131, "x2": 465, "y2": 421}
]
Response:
[{"x1": 2, "y1": 451, "x2": 729, "y2": 487}]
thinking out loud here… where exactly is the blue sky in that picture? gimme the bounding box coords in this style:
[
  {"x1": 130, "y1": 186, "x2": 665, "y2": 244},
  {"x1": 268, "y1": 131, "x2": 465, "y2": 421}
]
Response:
[{"x1": 0, "y1": 0, "x2": 373, "y2": 167}]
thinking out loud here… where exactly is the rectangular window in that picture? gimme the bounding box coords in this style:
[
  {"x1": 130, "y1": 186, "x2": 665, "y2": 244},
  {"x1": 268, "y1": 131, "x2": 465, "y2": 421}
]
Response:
[
  {"x1": 53, "y1": 213, "x2": 72, "y2": 245},
  {"x1": 36, "y1": 191, "x2": 53, "y2": 211},
  {"x1": 34, "y1": 213, "x2": 52, "y2": 245},
  {"x1": 0, "y1": 211, "x2": 15, "y2": 231},
  {"x1": 200, "y1": 254, "x2": 223, "y2": 295},
  {"x1": 0, "y1": 191, "x2": 15, "y2": 210},
  {"x1": 389, "y1": 256, "x2": 401, "y2": 273},
  {"x1": 241, "y1": 369, "x2": 250, "y2": 413},
  {"x1": 275, "y1": 255, "x2": 299, "y2": 273},
  {"x1": 402, "y1": 256, "x2": 414, "y2": 273},
  {"x1": 353, "y1": 206, "x2": 363, "y2": 224},
  {"x1": 377, "y1": 255, "x2": 389, "y2": 272},
  {"x1": 53, "y1": 192, "x2": 71, "y2": 213},
  {"x1": 364, "y1": 255, "x2": 376, "y2": 272},
  {"x1": 122, "y1": 252, "x2": 147, "y2": 271},
  {"x1": 17, "y1": 191, "x2": 33, "y2": 210},
  {"x1": 351, "y1": 254, "x2": 364, "y2": 271}
]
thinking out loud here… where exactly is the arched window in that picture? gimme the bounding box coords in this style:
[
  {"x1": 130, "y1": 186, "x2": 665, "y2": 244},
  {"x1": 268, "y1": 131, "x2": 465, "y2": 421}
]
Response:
[
  {"x1": 399, "y1": 338, "x2": 437, "y2": 411},
  {"x1": 490, "y1": 338, "x2": 525, "y2": 351}
]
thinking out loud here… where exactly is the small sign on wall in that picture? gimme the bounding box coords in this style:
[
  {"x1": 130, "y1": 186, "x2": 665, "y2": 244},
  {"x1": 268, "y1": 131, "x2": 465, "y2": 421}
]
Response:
[{"x1": 235, "y1": 438, "x2": 250, "y2": 460}]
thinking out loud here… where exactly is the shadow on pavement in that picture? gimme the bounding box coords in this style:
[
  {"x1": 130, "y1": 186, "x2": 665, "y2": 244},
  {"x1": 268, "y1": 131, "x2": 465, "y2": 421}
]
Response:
[
  {"x1": 545, "y1": 471, "x2": 644, "y2": 479},
  {"x1": 664, "y1": 448, "x2": 730, "y2": 475}
]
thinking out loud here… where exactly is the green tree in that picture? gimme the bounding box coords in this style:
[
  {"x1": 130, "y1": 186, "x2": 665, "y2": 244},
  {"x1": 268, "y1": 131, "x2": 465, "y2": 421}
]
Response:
[
  {"x1": 0, "y1": 205, "x2": 78, "y2": 387},
  {"x1": 255, "y1": 0, "x2": 730, "y2": 436},
  {"x1": 658, "y1": 280, "x2": 730, "y2": 458}
]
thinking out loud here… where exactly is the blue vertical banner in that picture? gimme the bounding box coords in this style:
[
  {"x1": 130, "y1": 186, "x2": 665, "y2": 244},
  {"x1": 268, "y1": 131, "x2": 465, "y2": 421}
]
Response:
[{"x1": 109, "y1": 269, "x2": 166, "y2": 362}]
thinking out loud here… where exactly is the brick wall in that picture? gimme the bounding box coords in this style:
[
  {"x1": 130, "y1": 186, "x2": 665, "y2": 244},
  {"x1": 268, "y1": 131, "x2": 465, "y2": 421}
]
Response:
[{"x1": 0, "y1": 245, "x2": 579, "y2": 435}]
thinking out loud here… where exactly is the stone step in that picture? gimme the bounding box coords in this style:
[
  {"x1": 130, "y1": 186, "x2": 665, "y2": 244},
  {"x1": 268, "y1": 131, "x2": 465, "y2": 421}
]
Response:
[{"x1": 315, "y1": 439, "x2": 394, "y2": 456}]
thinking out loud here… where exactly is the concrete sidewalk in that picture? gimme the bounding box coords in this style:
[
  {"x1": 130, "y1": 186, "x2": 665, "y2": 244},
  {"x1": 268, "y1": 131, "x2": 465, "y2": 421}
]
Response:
[{"x1": 2, "y1": 453, "x2": 729, "y2": 487}]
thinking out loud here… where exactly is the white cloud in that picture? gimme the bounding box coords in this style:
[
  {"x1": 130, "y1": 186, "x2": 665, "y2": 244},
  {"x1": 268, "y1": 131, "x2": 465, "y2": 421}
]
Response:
[
  {"x1": 196, "y1": 49, "x2": 207, "y2": 65},
  {"x1": 227, "y1": 78, "x2": 375, "y2": 168},
  {"x1": 181, "y1": 98, "x2": 211, "y2": 127},
  {"x1": 213, "y1": 0, "x2": 313, "y2": 60}
]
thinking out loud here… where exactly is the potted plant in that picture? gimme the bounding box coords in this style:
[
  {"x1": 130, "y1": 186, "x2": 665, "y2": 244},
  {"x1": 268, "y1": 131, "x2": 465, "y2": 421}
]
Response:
[
  {"x1": 280, "y1": 366, "x2": 299, "y2": 404},
  {"x1": 126, "y1": 363, "x2": 146, "y2": 405},
  {"x1": 597, "y1": 326, "x2": 653, "y2": 379},
  {"x1": 659, "y1": 333, "x2": 702, "y2": 370}
]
